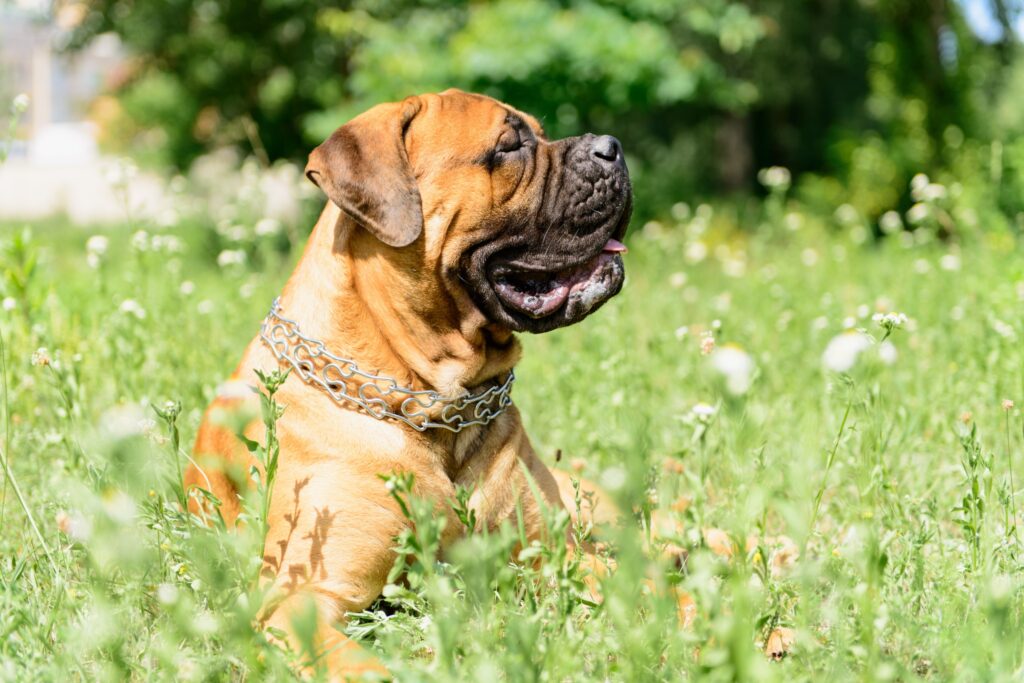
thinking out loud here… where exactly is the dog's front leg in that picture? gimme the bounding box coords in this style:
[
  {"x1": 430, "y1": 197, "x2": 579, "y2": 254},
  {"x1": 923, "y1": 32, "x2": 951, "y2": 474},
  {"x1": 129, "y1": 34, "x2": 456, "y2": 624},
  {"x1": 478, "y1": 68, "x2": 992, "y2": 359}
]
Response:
[{"x1": 257, "y1": 461, "x2": 412, "y2": 681}]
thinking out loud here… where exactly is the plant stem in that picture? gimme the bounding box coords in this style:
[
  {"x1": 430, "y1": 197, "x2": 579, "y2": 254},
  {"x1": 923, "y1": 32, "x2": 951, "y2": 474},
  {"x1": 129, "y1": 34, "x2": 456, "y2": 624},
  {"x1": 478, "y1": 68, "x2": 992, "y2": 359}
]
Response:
[
  {"x1": 808, "y1": 400, "x2": 853, "y2": 547},
  {"x1": 1006, "y1": 411, "x2": 1018, "y2": 545}
]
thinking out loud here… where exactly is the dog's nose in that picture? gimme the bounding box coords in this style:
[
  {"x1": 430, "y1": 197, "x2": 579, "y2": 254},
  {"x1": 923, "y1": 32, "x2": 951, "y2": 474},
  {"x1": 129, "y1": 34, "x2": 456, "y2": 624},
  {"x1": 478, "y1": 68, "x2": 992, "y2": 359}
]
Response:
[{"x1": 590, "y1": 135, "x2": 623, "y2": 166}]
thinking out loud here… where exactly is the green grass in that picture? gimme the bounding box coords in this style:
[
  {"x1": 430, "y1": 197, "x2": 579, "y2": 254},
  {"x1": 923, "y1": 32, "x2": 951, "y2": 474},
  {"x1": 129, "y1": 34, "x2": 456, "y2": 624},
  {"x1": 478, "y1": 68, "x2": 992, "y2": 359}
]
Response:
[{"x1": 1, "y1": 210, "x2": 1023, "y2": 681}]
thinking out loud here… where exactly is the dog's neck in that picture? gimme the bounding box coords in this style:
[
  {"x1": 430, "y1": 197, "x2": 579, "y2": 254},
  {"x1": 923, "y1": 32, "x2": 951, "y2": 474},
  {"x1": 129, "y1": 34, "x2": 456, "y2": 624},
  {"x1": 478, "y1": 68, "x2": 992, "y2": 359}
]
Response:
[{"x1": 276, "y1": 203, "x2": 521, "y2": 399}]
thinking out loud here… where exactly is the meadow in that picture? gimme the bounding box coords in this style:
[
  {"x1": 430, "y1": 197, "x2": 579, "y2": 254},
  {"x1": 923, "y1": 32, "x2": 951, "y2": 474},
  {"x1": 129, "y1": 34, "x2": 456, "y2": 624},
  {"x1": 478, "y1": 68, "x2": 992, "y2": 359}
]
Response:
[{"x1": 1, "y1": 187, "x2": 1023, "y2": 681}]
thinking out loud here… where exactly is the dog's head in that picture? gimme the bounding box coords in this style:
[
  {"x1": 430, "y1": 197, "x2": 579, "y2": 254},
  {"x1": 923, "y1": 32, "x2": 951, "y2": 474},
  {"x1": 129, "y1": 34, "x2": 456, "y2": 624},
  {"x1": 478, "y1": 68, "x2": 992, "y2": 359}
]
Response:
[{"x1": 306, "y1": 89, "x2": 631, "y2": 334}]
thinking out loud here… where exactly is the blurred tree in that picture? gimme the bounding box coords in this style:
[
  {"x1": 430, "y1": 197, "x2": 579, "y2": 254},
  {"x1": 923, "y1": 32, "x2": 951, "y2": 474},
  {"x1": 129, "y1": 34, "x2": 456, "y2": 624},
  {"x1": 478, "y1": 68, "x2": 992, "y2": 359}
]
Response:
[
  {"x1": 69, "y1": 0, "x2": 1016, "y2": 221},
  {"x1": 989, "y1": 0, "x2": 1023, "y2": 63},
  {"x1": 69, "y1": 0, "x2": 763, "y2": 215}
]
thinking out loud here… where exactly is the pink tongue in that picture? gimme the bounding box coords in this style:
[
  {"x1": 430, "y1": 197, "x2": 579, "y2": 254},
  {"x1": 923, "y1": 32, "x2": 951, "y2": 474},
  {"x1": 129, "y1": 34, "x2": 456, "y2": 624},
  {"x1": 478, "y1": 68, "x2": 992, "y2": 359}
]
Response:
[{"x1": 603, "y1": 238, "x2": 628, "y2": 254}]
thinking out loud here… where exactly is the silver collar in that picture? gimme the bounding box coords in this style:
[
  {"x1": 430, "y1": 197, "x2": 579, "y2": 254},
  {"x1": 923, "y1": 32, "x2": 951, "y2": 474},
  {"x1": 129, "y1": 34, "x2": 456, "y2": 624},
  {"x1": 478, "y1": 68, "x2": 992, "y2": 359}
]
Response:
[{"x1": 259, "y1": 298, "x2": 515, "y2": 432}]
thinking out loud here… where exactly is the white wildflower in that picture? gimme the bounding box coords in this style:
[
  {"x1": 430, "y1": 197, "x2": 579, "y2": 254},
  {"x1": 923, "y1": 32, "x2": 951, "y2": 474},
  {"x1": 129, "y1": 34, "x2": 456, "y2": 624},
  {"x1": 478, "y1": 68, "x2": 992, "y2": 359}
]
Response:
[
  {"x1": 86, "y1": 235, "x2": 109, "y2": 268},
  {"x1": 12, "y1": 93, "x2": 29, "y2": 113},
  {"x1": 879, "y1": 211, "x2": 903, "y2": 234},
  {"x1": 722, "y1": 257, "x2": 746, "y2": 278},
  {"x1": 757, "y1": 166, "x2": 791, "y2": 190},
  {"x1": 920, "y1": 183, "x2": 947, "y2": 202},
  {"x1": 103, "y1": 491, "x2": 137, "y2": 525},
  {"x1": 225, "y1": 225, "x2": 248, "y2": 242},
  {"x1": 255, "y1": 218, "x2": 282, "y2": 236},
  {"x1": 992, "y1": 319, "x2": 1016, "y2": 339},
  {"x1": 131, "y1": 230, "x2": 150, "y2": 252},
  {"x1": 216, "y1": 249, "x2": 247, "y2": 268},
  {"x1": 850, "y1": 224, "x2": 868, "y2": 245},
  {"x1": 119, "y1": 299, "x2": 147, "y2": 320},
  {"x1": 700, "y1": 331, "x2": 715, "y2": 356},
  {"x1": 691, "y1": 402, "x2": 717, "y2": 418},
  {"x1": 2, "y1": 297, "x2": 15, "y2": 312},
  {"x1": 801, "y1": 248, "x2": 818, "y2": 267},
  {"x1": 709, "y1": 344, "x2": 756, "y2": 395},
  {"x1": 674, "y1": 326, "x2": 689, "y2": 340},
  {"x1": 31, "y1": 347, "x2": 51, "y2": 367},
  {"x1": 86, "y1": 235, "x2": 109, "y2": 256},
  {"x1": 104, "y1": 159, "x2": 138, "y2": 187},
  {"x1": 151, "y1": 235, "x2": 184, "y2": 254},
  {"x1": 156, "y1": 583, "x2": 179, "y2": 606},
  {"x1": 906, "y1": 203, "x2": 929, "y2": 224},
  {"x1": 179, "y1": 280, "x2": 195, "y2": 296},
  {"x1": 669, "y1": 272, "x2": 687, "y2": 288},
  {"x1": 600, "y1": 466, "x2": 628, "y2": 492},
  {"x1": 939, "y1": 253, "x2": 961, "y2": 271},
  {"x1": 138, "y1": 418, "x2": 159, "y2": 441},
  {"x1": 822, "y1": 331, "x2": 872, "y2": 372},
  {"x1": 156, "y1": 208, "x2": 179, "y2": 228},
  {"x1": 685, "y1": 241, "x2": 708, "y2": 264},
  {"x1": 100, "y1": 404, "x2": 148, "y2": 439},
  {"x1": 197, "y1": 300, "x2": 215, "y2": 315},
  {"x1": 784, "y1": 212, "x2": 803, "y2": 232},
  {"x1": 56, "y1": 510, "x2": 91, "y2": 543},
  {"x1": 872, "y1": 311, "x2": 907, "y2": 330},
  {"x1": 216, "y1": 380, "x2": 252, "y2": 400},
  {"x1": 877, "y1": 341, "x2": 898, "y2": 365},
  {"x1": 834, "y1": 204, "x2": 859, "y2": 225},
  {"x1": 671, "y1": 202, "x2": 691, "y2": 221}
]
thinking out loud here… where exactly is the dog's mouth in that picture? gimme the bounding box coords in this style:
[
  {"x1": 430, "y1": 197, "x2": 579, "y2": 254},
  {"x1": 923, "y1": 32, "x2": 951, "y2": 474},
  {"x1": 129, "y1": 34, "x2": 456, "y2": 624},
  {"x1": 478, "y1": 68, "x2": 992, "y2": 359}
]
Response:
[{"x1": 489, "y1": 239, "x2": 627, "y2": 320}]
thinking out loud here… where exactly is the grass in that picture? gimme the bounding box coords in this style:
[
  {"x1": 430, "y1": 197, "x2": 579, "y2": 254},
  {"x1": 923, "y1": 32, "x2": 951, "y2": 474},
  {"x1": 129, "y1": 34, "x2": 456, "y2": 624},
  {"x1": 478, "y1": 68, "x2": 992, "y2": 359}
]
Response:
[{"x1": 1, "y1": 205, "x2": 1023, "y2": 681}]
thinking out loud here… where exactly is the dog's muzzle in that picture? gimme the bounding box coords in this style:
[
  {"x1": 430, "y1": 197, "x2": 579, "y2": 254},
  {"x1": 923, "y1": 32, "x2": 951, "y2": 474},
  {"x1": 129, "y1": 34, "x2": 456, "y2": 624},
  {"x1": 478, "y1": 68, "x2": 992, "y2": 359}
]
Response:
[{"x1": 467, "y1": 133, "x2": 633, "y2": 334}]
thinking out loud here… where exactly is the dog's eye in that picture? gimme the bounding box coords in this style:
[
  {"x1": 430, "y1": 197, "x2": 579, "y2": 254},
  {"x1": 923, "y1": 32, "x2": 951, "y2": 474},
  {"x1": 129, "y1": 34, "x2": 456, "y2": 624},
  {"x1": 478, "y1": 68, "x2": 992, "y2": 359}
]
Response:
[{"x1": 495, "y1": 129, "x2": 523, "y2": 154}]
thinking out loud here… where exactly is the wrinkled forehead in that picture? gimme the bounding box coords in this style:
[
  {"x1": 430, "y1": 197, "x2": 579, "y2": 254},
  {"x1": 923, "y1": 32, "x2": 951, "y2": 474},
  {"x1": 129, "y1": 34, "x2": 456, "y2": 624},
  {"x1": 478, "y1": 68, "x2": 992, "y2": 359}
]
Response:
[{"x1": 408, "y1": 90, "x2": 544, "y2": 158}]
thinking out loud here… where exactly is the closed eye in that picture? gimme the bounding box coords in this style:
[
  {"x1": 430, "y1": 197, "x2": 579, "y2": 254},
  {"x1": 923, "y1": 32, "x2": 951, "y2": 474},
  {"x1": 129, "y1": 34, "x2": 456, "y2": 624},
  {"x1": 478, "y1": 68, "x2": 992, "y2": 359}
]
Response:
[{"x1": 495, "y1": 128, "x2": 523, "y2": 154}]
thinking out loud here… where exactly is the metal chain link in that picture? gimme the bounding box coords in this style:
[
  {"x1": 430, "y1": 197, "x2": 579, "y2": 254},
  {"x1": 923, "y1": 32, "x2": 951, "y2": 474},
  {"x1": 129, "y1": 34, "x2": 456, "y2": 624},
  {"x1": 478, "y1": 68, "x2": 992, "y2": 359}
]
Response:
[{"x1": 259, "y1": 298, "x2": 514, "y2": 432}]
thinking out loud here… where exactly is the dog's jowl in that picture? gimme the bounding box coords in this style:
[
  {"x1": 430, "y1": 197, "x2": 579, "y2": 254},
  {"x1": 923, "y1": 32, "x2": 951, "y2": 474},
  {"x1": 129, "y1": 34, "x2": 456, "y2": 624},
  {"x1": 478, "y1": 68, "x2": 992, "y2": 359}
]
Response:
[{"x1": 186, "y1": 89, "x2": 632, "y2": 679}]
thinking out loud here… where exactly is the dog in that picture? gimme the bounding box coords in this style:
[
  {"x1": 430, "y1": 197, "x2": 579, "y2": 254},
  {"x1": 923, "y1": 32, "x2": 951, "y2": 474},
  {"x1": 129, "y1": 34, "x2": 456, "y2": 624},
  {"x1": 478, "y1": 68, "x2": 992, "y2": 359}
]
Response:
[{"x1": 185, "y1": 89, "x2": 633, "y2": 679}]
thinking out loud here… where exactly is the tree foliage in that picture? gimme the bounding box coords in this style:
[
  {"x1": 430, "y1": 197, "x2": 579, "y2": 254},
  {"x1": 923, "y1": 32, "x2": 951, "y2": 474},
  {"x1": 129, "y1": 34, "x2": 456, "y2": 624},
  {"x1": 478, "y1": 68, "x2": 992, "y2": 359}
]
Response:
[{"x1": 71, "y1": 0, "x2": 1018, "y2": 220}]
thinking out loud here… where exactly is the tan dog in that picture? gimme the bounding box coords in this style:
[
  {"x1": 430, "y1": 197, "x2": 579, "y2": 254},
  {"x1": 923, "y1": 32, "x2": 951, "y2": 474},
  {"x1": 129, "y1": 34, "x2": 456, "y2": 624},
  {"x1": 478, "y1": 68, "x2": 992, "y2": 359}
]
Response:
[{"x1": 185, "y1": 89, "x2": 632, "y2": 679}]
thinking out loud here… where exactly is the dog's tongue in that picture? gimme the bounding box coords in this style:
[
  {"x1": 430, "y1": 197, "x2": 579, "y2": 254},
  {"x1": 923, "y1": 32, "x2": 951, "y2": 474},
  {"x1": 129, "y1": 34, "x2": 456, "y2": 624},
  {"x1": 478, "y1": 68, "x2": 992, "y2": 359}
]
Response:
[{"x1": 602, "y1": 238, "x2": 628, "y2": 254}]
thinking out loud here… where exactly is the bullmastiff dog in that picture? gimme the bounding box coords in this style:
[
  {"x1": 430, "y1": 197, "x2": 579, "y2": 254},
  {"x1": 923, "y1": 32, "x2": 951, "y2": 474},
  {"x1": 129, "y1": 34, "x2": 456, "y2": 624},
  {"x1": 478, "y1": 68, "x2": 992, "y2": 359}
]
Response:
[{"x1": 185, "y1": 89, "x2": 632, "y2": 679}]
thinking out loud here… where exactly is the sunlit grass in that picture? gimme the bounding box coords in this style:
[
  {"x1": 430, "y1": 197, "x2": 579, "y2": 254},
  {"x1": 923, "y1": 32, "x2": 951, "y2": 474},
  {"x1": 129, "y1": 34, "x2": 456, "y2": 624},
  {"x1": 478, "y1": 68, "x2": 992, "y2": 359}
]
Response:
[{"x1": 1, "y1": 209, "x2": 1023, "y2": 680}]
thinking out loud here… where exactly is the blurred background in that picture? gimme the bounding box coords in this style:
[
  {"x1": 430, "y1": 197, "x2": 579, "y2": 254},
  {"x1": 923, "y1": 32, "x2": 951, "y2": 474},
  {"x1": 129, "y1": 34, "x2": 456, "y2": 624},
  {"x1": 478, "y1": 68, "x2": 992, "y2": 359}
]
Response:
[{"x1": 2, "y1": 0, "x2": 1024, "y2": 236}]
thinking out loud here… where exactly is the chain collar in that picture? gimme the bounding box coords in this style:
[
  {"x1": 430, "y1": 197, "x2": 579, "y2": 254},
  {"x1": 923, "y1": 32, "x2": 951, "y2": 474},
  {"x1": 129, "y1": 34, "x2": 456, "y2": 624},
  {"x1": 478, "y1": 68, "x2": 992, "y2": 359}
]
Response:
[{"x1": 259, "y1": 298, "x2": 514, "y2": 432}]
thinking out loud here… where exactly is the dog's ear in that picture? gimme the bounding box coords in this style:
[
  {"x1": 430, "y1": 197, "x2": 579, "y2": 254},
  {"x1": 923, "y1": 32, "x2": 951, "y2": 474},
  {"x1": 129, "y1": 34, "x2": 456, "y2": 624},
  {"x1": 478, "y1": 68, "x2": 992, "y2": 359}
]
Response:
[{"x1": 305, "y1": 97, "x2": 423, "y2": 248}]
